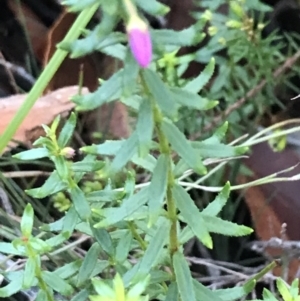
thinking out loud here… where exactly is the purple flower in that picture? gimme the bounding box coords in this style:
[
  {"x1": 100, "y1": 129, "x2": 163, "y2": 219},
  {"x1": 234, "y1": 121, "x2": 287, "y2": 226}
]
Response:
[{"x1": 127, "y1": 17, "x2": 152, "y2": 68}]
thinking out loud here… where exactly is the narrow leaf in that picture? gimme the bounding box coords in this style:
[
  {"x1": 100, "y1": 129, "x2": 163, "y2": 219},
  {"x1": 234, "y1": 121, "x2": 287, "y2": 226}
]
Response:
[
  {"x1": 203, "y1": 215, "x2": 253, "y2": 236},
  {"x1": 0, "y1": 276, "x2": 23, "y2": 298},
  {"x1": 13, "y1": 148, "x2": 49, "y2": 160},
  {"x1": 165, "y1": 282, "x2": 178, "y2": 301},
  {"x1": 57, "y1": 112, "x2": 77, "y2": 148},
  {"x1": 77, "y1": 242, "x2": 101, "y2": 286},
  {"x1": 173, "y1": 251, "x2": 196, "y2": 301},
  {"x1": 21, "y1": 203, "x2": 34, "y2": 238},
  {"x1": 42, "y1": 271, "x2": 74, "y2": 295},
  {"x1": 162, "y1": 119, "x2": 206, "y2": 174},
  {"x1": 148, "y1": 154, "x2": 168, "y2": 218},
  {"x1": 173, "y1": 184, "x2": 212, "y2": 248},
  {"x1": 23, "y1": 257, "x2": 36, "y2": 288},
  {"x1": 142, "y1": 69, "x2": 177, "y2": 117},
  {"x1": 135, "y1": 219, "x2": 170, "y2": 278},
  {"x1": 110, "y1": 132, "x2": 139, "y2": 172},
  {"x1": 184, "y1": 58, "x2": 215, "y2": 93},
  {"x1": 70, "y1": 289, "x2": 89, "y2": 301},
  {"x1": 26, "y1": 171, "x2": 68, "y2": 198},
  {"x1": 116, "y1": 231, "x2": 133, "y2": 263},
  {"x1": 137, "y1": 98, "x2": 154, "y2": 157},
  {"x1": 193, "y1": 279, "x2": 223, "y2": 301},
  {"x1": 136, "y1": 0, "x2": 169, "y2": 16},
  {"x1": 171, "y1": 87, "x2": 217, "y2": 110},
  {"x1": 73, "y1": 69, "x2": 123, "y2": 111},
  {"x1": 94, "y1": 188, "x2": 148, "y2": 228},
  {"x1": 69, "y1": 185, "x2": 91, "y2": 220},
  {"x1": 91, "y1": 225, "x2": 115, "y2": 257},
  {"x1": 202, "y1": 182, "x2": 230, "y2": 216},
  {"x1": 152, "y1": 24, "x2": 206, "y2": 47},
  {"x1": 71, "y1": 160, "x2": 105, "y2": 172}
]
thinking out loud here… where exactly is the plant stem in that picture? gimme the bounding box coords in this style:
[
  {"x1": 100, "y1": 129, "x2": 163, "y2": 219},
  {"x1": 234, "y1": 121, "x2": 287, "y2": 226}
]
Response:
[
  {"x1": 0, "y1": 4, "x2": 100, "y2": 154},
  {"x1": 152, "y1": 104, "x2": 179, "y2": 258}
]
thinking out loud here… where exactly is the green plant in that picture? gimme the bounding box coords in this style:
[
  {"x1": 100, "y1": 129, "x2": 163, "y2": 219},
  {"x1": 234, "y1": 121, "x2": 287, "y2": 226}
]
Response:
[
  {"x1": 252, "y1": 278, "x2": 300, "y2": 301},
  {"x1": 2, "y1": 1, "x2": 300, "y2": 301}
]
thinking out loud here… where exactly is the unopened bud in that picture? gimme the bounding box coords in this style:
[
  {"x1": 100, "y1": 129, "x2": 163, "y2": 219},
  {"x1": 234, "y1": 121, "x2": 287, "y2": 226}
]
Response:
[
  {"x1": 126, "y1": 16, "x2": 152, "y2": 68},
  {"x1": 61, "y1": 147, "x2": 75, "y2": 159}
]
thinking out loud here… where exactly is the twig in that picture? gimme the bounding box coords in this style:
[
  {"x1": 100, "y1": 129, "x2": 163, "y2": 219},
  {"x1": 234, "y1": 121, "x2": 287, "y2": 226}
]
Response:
[
  {"x1": 2, "y1": 171, "x2": 51, "y2": 178},
  {"x1": 191, "y1": 49, "x2": 300, "y2": 139}
]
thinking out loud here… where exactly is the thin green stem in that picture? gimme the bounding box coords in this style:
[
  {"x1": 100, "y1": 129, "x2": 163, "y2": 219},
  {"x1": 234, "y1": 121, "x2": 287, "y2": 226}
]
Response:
[
  {"x1": 0, "y1": 4, "x2": 100, "y2": 154},
  {"x1": 152, "y1": 104, "x2": 179, "y2": 258},
  {"x1": 128, "y1": 221, "x2": 147, "y2": 250}
]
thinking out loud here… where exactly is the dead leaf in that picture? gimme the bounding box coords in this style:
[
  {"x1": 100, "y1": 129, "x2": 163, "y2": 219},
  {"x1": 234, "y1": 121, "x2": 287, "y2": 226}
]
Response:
[
  {"x1": 239, "y1": 142, "x2": 300, "y2": 281},
  {"x1": 0, "y1": 86, "x2": 88, "y2": 153}
]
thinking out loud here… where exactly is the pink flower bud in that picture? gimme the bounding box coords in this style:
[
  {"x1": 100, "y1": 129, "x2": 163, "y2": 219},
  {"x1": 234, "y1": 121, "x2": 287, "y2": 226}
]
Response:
[
  {"x1": 61, "y1": 147, "x2": 75, "y2": 159},
  {"x1": 127, "y1": 17, "x2": 152, "y2": 68}
]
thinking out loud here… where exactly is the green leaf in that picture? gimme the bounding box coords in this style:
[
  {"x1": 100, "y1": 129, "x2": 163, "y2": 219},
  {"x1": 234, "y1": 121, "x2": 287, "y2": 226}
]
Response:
[
  {"x1": 36, "y1": 290, "x2": 51, "y2": 301},
  {"x1": 45, "y1": 232, "x2": 70, "y2": 248},
  {"x1": 171, "y1": 87, "x2": 218, "y2": 110},
  {"x1": 42, "y1": 271, "x2": 74, "y2": 295},
  {"x1": 71, "y1": 160, "x2": 105, "y2": 172},
  {"x1": 137, "y1": 98, "x2": 154, "y2": 157},
  {"x1": 94, "y1": 188, "x2": 148, "y2": 227},
  {"x1": 148, "y1": 154, "x2": 168, "y2": 219},
  {"x1": 53, "y1": 260, "x2": 81, "y2": 279},
  {"x1": 202, "y1": 182, "x2": 230, "y2": 216},
  {"x1": 86, "y1": 190, "x2": 124, "y2": 203},
  {"x1": 203, "y1": 122, "x2": 228, "y2": 144},
  {"x1": 81, "y1": 140, "x2": 124, "y2": 156},
  {"x1": 123, "y1": 50, "x2": 139, "y2": 96},
  {"x1": 22, "y1": 257, "x2": 36, "y2": 288},
  {"x1": 77, "y1": 243, "x2": 101, "y2": 287},
  {"x1": 132, "y1": 153, "x2": 157, "y2": 172},
  {"x1": 184, "y1": 58, "x2": 215, "y2": 93},
  {"x1": 71, "y1": 289, "x2": 90, "y2": 301},
  {"x1": 202, "y1": 215, "x2": 253, "y2": 236},
  {"x1": 152, "y1": 24, "x2": 206, "y2": 47},
  {"x1": 262, "y1": 289, "x2": 278, "y2": 301},
  {"x1": 91, "y1": 225, "x2": 115, "y2": 257},
  {"x1": 110, "y1": 132, "x2": 139, "y2": 172},
  {"x1": 0, "y1": 242, "x2": 25, "y2": 255},
  {"x1": 26, "y1": 171, "x2": 68, "y2": 198},
  {"x1": 173, "y1": 184, "x2": 212, "y2": 248},
  {"x1": 57, "y1": 112, "x2": 77, "y2": 148},
  {"x1": 69, "y1": 185, "x2": 91, "y2": 220},
  {"x1": 193, "y1": 279, "x2": 223, "y2": 301},
  {"x1": 173, "y1": 251, "x2": 196, "y2": 301},
  {"x1": 63, "y1": 206, "x2": 79, "y2": 233},
  {"x1": 53, "y1": 155, "x2": 69, "y2": 180},
  {"x1": 165, "y1": 282, "x2": 178, "y2": 301},
  {"x1": 73, "y1": 69, "x2": 123, "y2": 111},
  {"x1": 29, "y1": 237, "x2": 51, "y2": 253},
  {"x1": 162, "y1": 119, "x2": 206, "y2": 174},
  {"x1": 62, "y1": 0, "x2": 101, "y2": 11},
  {"x1": 134, "y1": 218, "x2": 170, "y2": 279},
  {"x1": 277, "y1": 278, "x2": 292, "y2": 301},
  {"x1": 73, "y1": 154, "x2": 98, "y2": 183},
  {"x1": 21, "y1": 203, "x2": 34, "y2": 237},
  {"x1": 13, "y1": 148, "x2": 49, "y2": 160},
  {"x1": 0, "y1": 274, "x2": 23, "y2": 297},
  {"x1": 214, "y1": 280, "x2": 256, "y2": 301},
  {"x1": 142, "y1": 69, "x2": 177, "y2": 117},
  {"x1": 191, "y1": 141, "x2": 248, "y2": 158},
  {"x1": 136, "y1": 0, "x2": 169, "y2": 16},
  {"x1": 115, "y1": 230, "x2": 132, "y2": 263}
]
